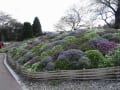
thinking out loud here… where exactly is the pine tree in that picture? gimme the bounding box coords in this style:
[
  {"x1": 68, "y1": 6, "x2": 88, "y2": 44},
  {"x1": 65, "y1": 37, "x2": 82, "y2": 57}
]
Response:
[
  {"x1": 23, "y1": 22, "x2": 33, "y2": 39},
  {"x1": 32, "y1": 17, "x2": 42, "y2": 36}
]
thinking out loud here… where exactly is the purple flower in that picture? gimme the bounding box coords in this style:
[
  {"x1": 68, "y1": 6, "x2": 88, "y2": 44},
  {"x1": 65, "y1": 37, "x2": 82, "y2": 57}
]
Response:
[
  {"x1": 96, "y1": 41, "x2": 117, "y2": 54},
  {"x1": 89, "y1": 37, "x2": 117, "y2": 54},
  {"x1": 29, "y1": 56, "x2": 40, "y2": 64},
  {"x1": 57, "y1": 49, "x2": 84, "y2": 63}
]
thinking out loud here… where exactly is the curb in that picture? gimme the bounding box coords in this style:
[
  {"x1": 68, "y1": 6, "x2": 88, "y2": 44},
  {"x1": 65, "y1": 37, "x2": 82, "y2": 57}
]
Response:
[{"x1": 3, "y1": 53, "x2": 29, "y2": 90}]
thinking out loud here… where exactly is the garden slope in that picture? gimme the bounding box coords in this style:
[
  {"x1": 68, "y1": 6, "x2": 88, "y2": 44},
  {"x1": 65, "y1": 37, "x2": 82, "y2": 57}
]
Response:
[{"x1": 1, "y1": 28, "x2": 120, "y2": 72}]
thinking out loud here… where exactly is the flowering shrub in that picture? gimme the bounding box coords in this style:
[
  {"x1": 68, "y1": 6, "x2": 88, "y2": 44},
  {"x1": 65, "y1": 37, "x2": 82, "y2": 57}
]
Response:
[
  {"x1": 40, "y1": 56, "x2": 53, "y2": 67},
  {"x1": 57, "y1": 49, "x2": 84, "y2": 64},
  {"x1": 29, "y1": 56, "x2": 40, "y2": 64},
  {"x1": 96, "y1": 41, "x2": 117, "y2": 55},
  {"x1": 89, "y1": 37, "x2": 117, "y2": 54},
  {"x1": 51, "y1": 40, "x2": 64, "y2": 46},
  {"x1": 89, "y1": 37, "x2": 108, "y2": 48},
  {"x1": 22, "y1": 53, "x2": 36, "y2": 64}
]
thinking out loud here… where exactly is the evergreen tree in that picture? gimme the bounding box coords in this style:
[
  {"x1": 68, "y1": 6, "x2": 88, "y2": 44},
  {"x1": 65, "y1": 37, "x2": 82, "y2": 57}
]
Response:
[
  {"x1": 23, "y1": 22, "x2": 33, "y2": 39},
  {"x1": 32, "y1": 17, "x2": 42, "y2": 36}
]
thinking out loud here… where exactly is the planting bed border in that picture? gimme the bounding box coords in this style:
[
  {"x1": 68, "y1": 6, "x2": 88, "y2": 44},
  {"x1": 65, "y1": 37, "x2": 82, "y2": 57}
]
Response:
[{"x1": 7, "y1": 53, "x2": 120, "y2": 80}]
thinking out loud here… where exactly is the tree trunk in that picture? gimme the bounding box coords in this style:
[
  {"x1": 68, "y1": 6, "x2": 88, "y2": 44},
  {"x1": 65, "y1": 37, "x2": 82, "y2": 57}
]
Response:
[{"x1": 114, "y1": 0, "x2": 120, "y2": 29}]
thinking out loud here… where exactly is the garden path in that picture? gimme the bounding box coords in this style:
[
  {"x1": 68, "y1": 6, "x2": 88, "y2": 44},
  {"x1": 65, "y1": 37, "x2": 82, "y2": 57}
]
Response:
[{"x1": 0, "y1": 54, "x2": 22, "y2": 90}]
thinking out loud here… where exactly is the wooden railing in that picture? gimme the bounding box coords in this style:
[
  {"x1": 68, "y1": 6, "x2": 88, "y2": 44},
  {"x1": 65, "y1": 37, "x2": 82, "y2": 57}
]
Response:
[{"x1": 7, "y1": 55, "x2": 120, "y2": 80}]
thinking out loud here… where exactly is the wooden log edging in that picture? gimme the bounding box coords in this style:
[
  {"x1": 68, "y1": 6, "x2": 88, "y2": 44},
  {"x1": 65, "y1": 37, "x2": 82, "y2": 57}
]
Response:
[{"x1": 7, "y1": 55, "x2": 120, "y2": 80}]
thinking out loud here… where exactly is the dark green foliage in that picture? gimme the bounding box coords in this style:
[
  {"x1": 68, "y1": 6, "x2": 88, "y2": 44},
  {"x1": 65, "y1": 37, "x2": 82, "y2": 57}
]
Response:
[
  {"x1": 106, "y1": 46, "x2": 120, "y2": 66},
  {"x1": 32, "y1": 17, "x2": 42, "y2": 36},
  {"x1": 77, "y1": 56, "x2": 90, "y2": 69},
  {"x1": 83, "y1": 30, "x2": 99, "y2": 40},
  {"x1": 85, "y1": 50, "x2": 112, "y2": 68},
  {"x1": 55, "y1": 60, "x2": 71, "y2": 70},
  {"x1": 45, "y1": 62, "x2": 55, "y2": 71},
  {"x1": 23, "y1": 22, "x2": 33, "y2": 39},
  {"x1": 62, "y1": 36, "x2": 78, "y2": 50},
  {"x1": 40, "y1": 45, "x2": 63, "y2": 59},
  {"x1": 31, "y1": 62, "x2": 43, "y2": 72}
]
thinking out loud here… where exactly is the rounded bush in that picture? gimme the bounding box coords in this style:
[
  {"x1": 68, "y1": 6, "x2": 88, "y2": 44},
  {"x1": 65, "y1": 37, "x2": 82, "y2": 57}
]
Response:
[
  {"x1": 55, "y1": 60, "x2": 71, "y2": 70},
  {"x1": 102, "y1": 33, "x2": 115, "y2": 40},
  {"x1": 106, "y1": 46, "x2": 120, "y2": 66},
  {"x1": 40, "y1": 56, "x2": 53, "y2": 67},
  {"x1": 31, "y1": 62, "x2": 43, "y2": 72},
  {"x1": 85, "y1": 50, "x2": 112, "y2": 68},
  {"x1": 84, "y1": 30, "x2": 99, "y2": 40},
  {"x1": 62, "y1": 36, "x2": 77, "y2": 49},
  {"x1": 77, "y1": 56, "x2": 90, "y2": 69},
  {"x1": 89, "y1": 37, "x2": 117, "y2": 55},
  {"x1": 57, "y1": 49, "x2": 84, "y2": 63},
  {"x1": 45, "y1": 62, "x2": 55, "y2": 71}
]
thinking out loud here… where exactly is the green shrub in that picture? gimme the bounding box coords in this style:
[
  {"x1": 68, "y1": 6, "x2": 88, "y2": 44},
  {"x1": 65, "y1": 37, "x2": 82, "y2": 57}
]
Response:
[
  {"x1": 77, "y1": 56, "x2": 90, "y2": 69},
  {"x1": 62, "y1": 36, "x2": 77, "y2": 49},
  {"x1": 64, "y1": 36, "x2": 77, "y2": 42},
  {"x1": 102, "y1": 33, "x2": 115, "y2": 40},
  {"x1": 51, "y1": 45, "x2": 63, "y2": 53},
  {"x1": 40, "y1": 45, "x2": 63, "y2": 60},
  {"x1": 40, "y1": 50, "x2": 52, "y2": 59},
  {"x1": 23, "y1": 62, "x2": 31, "y2": 69},
  {"x1": 106, "y1": 46, "x2": 120, "y2": 66},
  {"x1": 31, "y1": 62, "x2": 43, "y2": 72},
  {"x1": 84, "y1": 30, "x2": 99, "y2": 40},
  {"x1": 0, "y1": 47, "x2": 9, "y2": 53},
  {"x1": 85, "y1": 50, "x2": 112, "y2": 68},
  {"x1": 55, "y1": 60, "x2": 71, "y2": 70},
  {"x1": 30, "y1": 43, "x2": 45, "y2": 53},
  {"x1": 79, "y1": 42, "x2": 92, "y2": 51}
]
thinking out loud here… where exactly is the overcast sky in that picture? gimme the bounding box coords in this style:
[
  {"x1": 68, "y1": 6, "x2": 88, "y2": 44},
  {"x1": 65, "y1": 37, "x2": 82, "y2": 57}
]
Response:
[{"x1": 0, "y1": 0, "x2": 80, "y2": 31}]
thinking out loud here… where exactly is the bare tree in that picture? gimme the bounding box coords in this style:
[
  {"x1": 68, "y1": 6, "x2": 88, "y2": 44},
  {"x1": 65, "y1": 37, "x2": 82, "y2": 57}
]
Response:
[
  {"x1": 93, "y1": 0, "x2": 120, "y2": 28},
  {"x1": 54, "y1": 5, "x2": 89, "y2": 31},
  {"x1": 0, "y1": 12, "x2": 14, "y2": 26}
]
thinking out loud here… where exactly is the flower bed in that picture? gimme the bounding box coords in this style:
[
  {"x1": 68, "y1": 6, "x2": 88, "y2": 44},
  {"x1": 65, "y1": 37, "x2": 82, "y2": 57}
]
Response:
[
  {"x1": 1, "y1": 29, "x2": 120, "y2": 80},
  {"x1": 7, "y1": 54, "x2": 120, "y2": 80}
]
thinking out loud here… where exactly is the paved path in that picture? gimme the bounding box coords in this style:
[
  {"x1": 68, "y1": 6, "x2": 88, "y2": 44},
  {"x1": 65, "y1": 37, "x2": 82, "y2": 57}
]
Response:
[{"x1": 0, "y1": 54, "x2": 22, "y2": 90}]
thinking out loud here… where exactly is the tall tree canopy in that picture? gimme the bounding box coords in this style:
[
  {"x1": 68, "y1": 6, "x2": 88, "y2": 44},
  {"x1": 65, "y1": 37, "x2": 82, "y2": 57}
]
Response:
[
  {"x1": 23, "y1": 22, "x2": 33, "y2": 39},
  {"x1": 32, "y1": 17, "x2": 42, "y2": 36},
  {"x1": 94, "y1": 0, "x2": 120, "y2": 28}
]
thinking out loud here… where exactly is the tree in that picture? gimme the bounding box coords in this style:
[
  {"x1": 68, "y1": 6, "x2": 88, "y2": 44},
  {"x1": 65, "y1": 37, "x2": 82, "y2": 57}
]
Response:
[
  {"x1": 93, "y1": 0, "x2": 120, "y2": 29},
  {"x1": 0, "y1": 12, "x2": 21, "y2": 41},
  {"x1": 0, "y1": 12, "x2": 13, "y2": 26},
  {"x1": 54, "y1": 4, "x2": 94, "y2": 31},
  {"x1": 32, "y1": 17, "x2": 42, "y2": 36},
  {"x1": 55, "y1": 7, "x2": 84, "y2": 31},
  {"x1": 23, "y1": 22, "x2": 33, "y2": 39}
]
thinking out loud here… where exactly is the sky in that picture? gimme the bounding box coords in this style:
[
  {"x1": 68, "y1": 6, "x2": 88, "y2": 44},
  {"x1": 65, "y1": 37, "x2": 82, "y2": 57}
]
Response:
[{"x1": 0, "y1": 0, "x2": 80, "y2": 31}]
